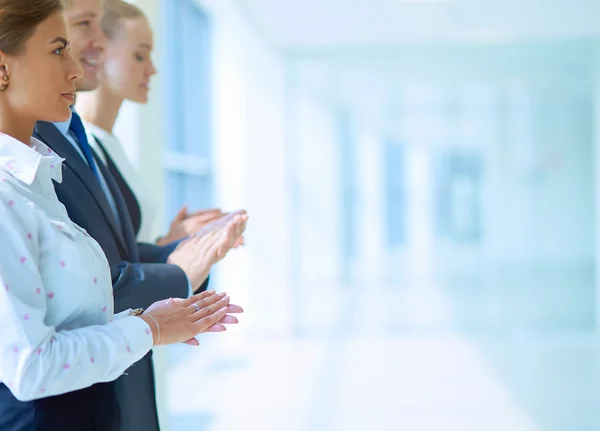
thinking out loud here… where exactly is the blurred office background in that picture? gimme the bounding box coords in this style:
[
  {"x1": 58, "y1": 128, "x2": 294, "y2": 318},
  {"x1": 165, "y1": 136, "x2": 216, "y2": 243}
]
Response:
[{"x1": 119, "y1": 0, "x2": 600, "y2": 429}]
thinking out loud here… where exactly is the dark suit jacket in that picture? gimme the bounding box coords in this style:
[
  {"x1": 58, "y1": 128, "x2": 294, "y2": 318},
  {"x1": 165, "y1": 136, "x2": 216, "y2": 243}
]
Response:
[
  {"x1": 92, "y1": 136, "x2": 211, "y2": 284},
  {"x1": 29, "y1": 121, "x2": 195, "y2": 431},
  {"x1": 0, "y1": 382, "x2": 121, "y2": 431},
  {"x1": 94, "y1": 138, "x2": 143, "y2": 237},
  {"x1": 34, "y1": 122, "x2": 191, "y2": 310}
]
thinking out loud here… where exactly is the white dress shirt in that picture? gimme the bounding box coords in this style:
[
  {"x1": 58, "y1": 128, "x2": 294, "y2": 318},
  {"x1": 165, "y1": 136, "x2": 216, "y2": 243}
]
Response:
[
  {"x1": 84, "y1": 121, "x2": 159, "y2": 243},
  {"x1": 0, "y1": 133, "x2": 153, "y2": 402}
]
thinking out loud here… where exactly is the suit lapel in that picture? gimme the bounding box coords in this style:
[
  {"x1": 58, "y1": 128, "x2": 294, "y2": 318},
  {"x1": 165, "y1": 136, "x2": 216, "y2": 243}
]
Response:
[
  {"x1": 92, "y1": 147, "x2": 140, "y2": 262},
  {"x1": 94, "y1": 137, "x2": 143, "y2": 237},
  {"x1": 34, "y1": 121, "x2": 132, "y2": 260}
]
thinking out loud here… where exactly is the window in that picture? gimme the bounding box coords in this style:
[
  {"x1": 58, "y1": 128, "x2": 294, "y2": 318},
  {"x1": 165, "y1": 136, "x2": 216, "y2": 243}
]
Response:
[
  {"x1": 383, "y1": 139, "x2": 407, "y2": 249},
  {"x1": 337, "y1": 108, "x2": 357, "y2": 280},
  {"x1": 433, "y1": 150, "x2": 482, "y2": 242},
  {"x1": 162, "y1": 0, "x2": 213, "y2": 225}
]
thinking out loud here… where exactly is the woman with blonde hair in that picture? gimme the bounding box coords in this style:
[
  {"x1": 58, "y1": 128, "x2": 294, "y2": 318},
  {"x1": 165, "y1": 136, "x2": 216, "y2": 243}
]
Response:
[
  {"x1": 76, "y1": 0, "x2": 238, "y2": 246},
  {"x1": 75, "y1": 3, "x2": 247, "y2": 429}
]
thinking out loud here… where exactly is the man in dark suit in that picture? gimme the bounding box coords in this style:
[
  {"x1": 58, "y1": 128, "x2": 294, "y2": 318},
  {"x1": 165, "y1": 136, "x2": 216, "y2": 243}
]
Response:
[{"x1": 32, "y1": 1, "x2": 246, "y2": 430}]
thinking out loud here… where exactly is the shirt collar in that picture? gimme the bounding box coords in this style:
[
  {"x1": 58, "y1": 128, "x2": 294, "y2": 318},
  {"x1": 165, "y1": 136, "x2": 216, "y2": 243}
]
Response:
[
  {"x1": 0, "y1": 133, "x2": 65, "y2": 185},
  {"x1": 53, "y1": 111, "x2": 73, "y2": 139},
  {"x1": 83, "y1": 120, "x2": 113, "y2": 142}
]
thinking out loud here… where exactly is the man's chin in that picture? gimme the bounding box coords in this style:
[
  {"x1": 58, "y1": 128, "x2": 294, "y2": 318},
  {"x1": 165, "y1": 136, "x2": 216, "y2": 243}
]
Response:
[{"x1": 74, "y1": 76, "x2": 100, "y2": 93}]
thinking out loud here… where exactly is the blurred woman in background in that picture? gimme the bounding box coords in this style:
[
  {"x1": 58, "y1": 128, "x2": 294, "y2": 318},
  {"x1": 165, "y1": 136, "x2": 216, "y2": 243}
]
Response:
[{"x1": 76, "y1": 0, "x2": 243, "y2": 246}]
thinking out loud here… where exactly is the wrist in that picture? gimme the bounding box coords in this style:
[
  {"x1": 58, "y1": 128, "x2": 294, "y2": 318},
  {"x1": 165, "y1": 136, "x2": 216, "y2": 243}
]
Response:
[
  {"x1": 171, "y1": 264, "x2": 210, "y2": 292},
  {"x1": 192, "y1": 268, "x2": 211, "y2": 293},
  {"x1": 138, "y1": 314, "x2": 160, "y2": 346},
  {"x1": 158, "y1": 232, "x2": 178, "y2": 246}
]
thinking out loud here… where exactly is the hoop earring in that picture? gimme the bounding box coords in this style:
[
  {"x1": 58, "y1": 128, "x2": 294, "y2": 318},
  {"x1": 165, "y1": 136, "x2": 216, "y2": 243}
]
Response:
[{"x1": 0, "y1": 75, "x2": 9, "y2": 91}]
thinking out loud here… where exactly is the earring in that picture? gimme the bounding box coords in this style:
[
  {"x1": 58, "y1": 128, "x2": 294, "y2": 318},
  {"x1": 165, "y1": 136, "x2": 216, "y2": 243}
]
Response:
[{"x1": 0, "y1": 75, "x2": 9, "y2": 91}]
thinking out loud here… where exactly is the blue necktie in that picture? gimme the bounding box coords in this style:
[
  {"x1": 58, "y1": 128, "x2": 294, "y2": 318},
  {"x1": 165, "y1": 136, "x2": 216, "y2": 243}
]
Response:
[{"x1": 69, "y1": 111, "x2": 100, "y2": 179}]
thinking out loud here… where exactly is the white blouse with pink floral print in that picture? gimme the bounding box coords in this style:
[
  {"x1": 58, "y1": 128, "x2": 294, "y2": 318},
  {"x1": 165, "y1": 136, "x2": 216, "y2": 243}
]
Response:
[{"x1": 0, "y1": 133, "x2": 153, "y2": 402}]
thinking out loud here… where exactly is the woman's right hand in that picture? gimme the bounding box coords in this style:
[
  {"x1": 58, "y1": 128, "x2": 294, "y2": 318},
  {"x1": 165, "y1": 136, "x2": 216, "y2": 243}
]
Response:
[
  {"x1": 166, "y1": 212, "x2": 248, "y2": 291},
  {"x1": 138, "y1": 290, "x2": 237, "y2": 346}
]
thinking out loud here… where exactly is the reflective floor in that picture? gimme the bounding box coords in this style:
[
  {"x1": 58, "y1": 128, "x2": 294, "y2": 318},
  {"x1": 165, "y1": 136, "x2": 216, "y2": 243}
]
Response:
[{"x1": 164, "y1": 264, "x2": 600, "y2": 431}]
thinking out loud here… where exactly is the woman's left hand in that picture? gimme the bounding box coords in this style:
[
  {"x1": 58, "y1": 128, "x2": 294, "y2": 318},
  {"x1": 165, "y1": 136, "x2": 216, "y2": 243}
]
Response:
[{"x1": 158, "y1": 206, "x2": 224, "y2": 245}]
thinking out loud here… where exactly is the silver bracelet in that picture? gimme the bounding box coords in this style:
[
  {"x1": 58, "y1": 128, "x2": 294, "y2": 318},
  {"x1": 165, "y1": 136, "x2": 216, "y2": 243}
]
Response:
[{"x1": 145, "y1": 314, "x2": 161, "y2": 346}]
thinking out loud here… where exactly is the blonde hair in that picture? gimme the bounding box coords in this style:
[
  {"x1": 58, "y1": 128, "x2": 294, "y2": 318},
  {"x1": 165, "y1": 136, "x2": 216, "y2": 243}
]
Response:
[{"x1": 101, "y1": 0, "x2": 145, "y2": 40}]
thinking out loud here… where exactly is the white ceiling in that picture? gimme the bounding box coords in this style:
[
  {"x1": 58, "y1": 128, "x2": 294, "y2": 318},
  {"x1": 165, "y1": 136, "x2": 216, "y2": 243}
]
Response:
[
  {"x1": 236, "y1": 0, "x2": 600, "y2": 50},
  {"x1": 287, "y1": 41, "x2": 595, "y2": 129},
  {"x1": 234, "y1": 0, "x2": 598, "y2": 132}
]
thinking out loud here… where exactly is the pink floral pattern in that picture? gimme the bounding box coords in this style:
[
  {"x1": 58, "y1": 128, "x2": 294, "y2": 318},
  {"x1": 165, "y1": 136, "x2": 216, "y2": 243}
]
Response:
[{"x1": 0, "y1": 134, "x2": 151, "y2": 400}]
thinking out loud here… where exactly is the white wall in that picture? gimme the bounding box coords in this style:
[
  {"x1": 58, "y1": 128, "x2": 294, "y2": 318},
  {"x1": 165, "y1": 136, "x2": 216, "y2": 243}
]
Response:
[
  {"x1": 594, "y1": 43, "x2": 600, "y2": 326},
  {"x1": 332, "y1": 44, "x2": 597, "y2": 270},
  {"x1": 116, "y1": 0, "x2": 297, "y2": 427},
  {"x1": 123, "y1": 0, "x2": 309, "y2": 333},
  {"x1": 470, "y1": 76, "x2": 593, "y2": 270},
  {"x1": 288, "y1": 71, "x2": 342, "y2": 287},
  {"x1": 353, "y1": 124, "x2": 386, "y2": 282},
  {"x1": 124, "y1": 2, "x2": 598, "y2": 325},
  {"x1": 482, "y1": 77, "x2": 595, "y2": 267},
  {"x1": 191, "y1": 0, "x2": 295, "y2": 332}
]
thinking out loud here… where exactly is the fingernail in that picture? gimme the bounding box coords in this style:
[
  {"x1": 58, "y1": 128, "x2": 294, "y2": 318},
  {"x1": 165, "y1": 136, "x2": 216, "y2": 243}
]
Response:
[
  {"x1": 223, "y1": 296, "x2": 230, "y2": 301},
  {"x1": 207, "y1": 290, "x2": 216, "y2": 295},
  {"x1": 220, "y1": 307, "x2": 227, "y2": 312},
  {"x1": 218, "y1": 291, "x2": 227, "y2": 297}
]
